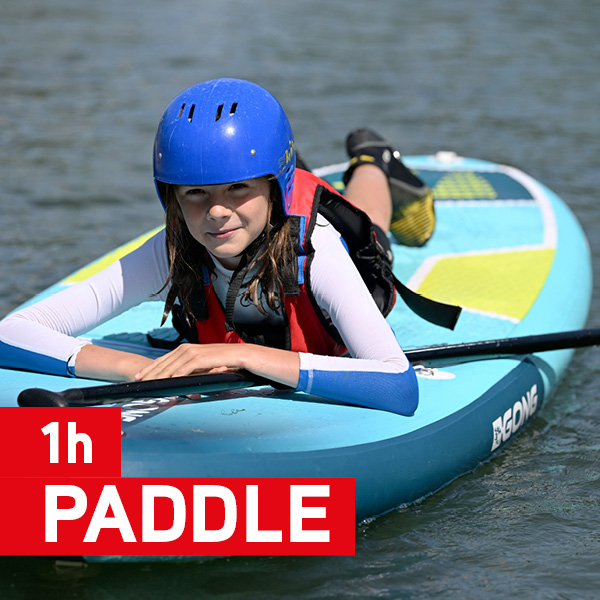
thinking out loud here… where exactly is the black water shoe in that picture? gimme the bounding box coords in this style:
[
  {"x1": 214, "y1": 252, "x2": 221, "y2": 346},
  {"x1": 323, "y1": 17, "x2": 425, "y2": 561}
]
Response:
[{"x1": 343, "y1": 128, "x2": 435, "y2": 246}]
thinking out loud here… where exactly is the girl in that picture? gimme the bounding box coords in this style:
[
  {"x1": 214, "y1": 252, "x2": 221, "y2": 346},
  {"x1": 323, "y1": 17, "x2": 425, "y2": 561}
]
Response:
[{"x1": 0, "y1": 79, "x2": 432, "y2": 415}]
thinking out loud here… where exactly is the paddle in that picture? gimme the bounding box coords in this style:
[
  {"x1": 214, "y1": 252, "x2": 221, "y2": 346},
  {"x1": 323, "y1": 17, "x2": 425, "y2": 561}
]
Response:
[
  {"x1": 17, "y1": 371, "x2": 269, "y2": 408},
  {"x1": 404, "y1": 327, "x2": 600, "y2": 363},
  {"x1": 17, "y1": 327, "x2": 600, "y2": 407}
]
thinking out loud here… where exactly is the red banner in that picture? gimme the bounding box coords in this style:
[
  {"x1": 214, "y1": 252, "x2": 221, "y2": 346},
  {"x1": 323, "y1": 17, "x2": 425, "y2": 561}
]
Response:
[
  {"x1": 0, "y1": 477, "x2": 355, "y2": 555},
  {"x1": 0, "y1": 407, "x2": 121, "y2": 477},
  {"x1": 0, "y1": 406, "x2": 355, "y2": 556}
]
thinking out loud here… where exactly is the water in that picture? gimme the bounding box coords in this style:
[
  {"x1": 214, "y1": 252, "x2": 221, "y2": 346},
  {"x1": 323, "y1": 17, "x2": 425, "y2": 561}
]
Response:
[{"x1": 1, "y1": 0, "x2": 600, "y2": 597}]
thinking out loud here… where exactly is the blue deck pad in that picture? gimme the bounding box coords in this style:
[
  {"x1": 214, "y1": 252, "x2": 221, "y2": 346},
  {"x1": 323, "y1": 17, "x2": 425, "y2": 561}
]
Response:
[
  {"x1": 392, "y1": 203, "x2": 546, "y2": 271},
  {"x1": 388, "y1": 304, "x2": 519, "y2": 353}
]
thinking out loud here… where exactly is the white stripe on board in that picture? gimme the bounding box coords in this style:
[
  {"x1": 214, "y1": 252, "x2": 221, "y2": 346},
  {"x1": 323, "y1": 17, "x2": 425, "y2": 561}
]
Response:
[{"x1": 502, "y1": 164, "x2": 558, "y2": 248}]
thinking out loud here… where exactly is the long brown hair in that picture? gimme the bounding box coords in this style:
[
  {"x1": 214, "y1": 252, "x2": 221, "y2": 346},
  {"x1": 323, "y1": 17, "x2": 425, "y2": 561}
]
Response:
[{"x1": 157, "y1": 179, "x2": 295, "y2": 326}]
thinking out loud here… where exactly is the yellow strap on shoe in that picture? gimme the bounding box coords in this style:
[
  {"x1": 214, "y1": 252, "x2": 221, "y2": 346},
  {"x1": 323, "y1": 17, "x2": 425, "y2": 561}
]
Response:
[{"x1": 390, "y1": 190, "x2": 436, "y2": 247}]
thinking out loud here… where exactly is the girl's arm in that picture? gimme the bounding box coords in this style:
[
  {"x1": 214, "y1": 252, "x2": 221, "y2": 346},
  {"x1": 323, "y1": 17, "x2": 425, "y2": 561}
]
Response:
[
  {"x1": 73, "y1": 344, "x2": 154, "y2": 382},
  {"x1": 0, "y1": 230, "x2": 169, "y2": 379},
  {"x1": 294, "y1": 216, "x2": 418, "y2": 415}
]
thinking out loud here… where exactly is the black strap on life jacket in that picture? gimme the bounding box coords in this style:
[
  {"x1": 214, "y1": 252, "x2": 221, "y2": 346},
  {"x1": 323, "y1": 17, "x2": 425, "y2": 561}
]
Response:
[
  {"x1": 392, "y1": 274, "x2": 461, "y2": 330},
  {"x1": 316, "y1": 185, "x2": 461, "y2": 330},
  {"x1": 317, "y1": 186, "x2": 395, "y2": 317},
  {"x1": 224, "y1": 257, "x2": 249, "y2": 334}
]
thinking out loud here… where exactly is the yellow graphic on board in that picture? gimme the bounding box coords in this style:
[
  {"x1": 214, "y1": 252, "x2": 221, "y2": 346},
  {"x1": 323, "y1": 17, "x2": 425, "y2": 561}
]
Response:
[
  {"x1": 416, "y1": 248, "x2": 555, "y2": 321},
  {"x1": 433, "y1": 172, "x2": 498, "y2": 200}
]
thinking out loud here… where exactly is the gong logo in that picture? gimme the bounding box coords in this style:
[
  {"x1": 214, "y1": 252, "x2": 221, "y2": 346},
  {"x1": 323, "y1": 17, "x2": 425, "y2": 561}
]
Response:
[{"x1": 491, "y1": 384, "x2": 539, "y2": 451}]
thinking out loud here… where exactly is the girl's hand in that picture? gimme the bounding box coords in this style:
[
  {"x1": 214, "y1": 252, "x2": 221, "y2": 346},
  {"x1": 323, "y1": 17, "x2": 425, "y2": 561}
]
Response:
[
  {"x1": 135, "y1": 343, "x2": 301, "y2": 389},
  {"x1": 134, "y1": 343, "x2": 242, "y2": 381}
]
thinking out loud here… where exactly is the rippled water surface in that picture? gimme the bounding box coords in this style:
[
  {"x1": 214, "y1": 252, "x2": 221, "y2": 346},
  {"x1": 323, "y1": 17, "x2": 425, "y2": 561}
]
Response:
[{"x1": 1, "y1": 0, "x2": 600, "y2": 598}]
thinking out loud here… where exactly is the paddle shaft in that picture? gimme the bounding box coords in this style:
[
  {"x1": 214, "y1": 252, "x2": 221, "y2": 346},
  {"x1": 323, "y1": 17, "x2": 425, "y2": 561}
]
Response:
[
  {"x1": 17, "y1": 371, "x2": 268, "y2": 407},
  {"x1": 405, "y1": 327, "x2": 600, "y2": 363},
  {"x1": 17, "y1": 327, "x2": 600, "y2": 407}
]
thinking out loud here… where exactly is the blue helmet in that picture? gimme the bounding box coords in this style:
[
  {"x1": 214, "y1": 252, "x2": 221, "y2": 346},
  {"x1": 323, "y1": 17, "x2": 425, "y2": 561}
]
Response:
[{"x1": 153, "y1": 78, "x2": 296, "y2": 214}]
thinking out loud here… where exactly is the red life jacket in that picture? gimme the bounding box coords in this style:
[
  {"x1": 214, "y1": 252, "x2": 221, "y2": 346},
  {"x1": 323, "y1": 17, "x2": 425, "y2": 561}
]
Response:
[{"x1": 171, "y1": 169, "x2": 397, "y2": 355}]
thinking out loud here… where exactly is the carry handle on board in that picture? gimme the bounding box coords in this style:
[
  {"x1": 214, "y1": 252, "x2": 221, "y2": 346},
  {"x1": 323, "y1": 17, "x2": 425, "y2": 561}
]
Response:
[{"x1": 16, "y1": 327, "x2": 600, "y2": 408}]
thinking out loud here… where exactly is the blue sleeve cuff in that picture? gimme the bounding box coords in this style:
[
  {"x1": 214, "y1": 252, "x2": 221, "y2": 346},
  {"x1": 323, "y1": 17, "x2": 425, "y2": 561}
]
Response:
[
  {"x1": 296, "y1": 362, "x2": 419, "y2": 416},
  {"x1": 0, "y1": 340, "x2": 74, "y2": 378}
]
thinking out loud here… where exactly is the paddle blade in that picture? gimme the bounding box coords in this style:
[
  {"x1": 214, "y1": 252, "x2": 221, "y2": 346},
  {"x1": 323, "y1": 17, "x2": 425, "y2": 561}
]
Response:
[{"x1": 18, "y1": 388, "x2": 70, "y2": 407}]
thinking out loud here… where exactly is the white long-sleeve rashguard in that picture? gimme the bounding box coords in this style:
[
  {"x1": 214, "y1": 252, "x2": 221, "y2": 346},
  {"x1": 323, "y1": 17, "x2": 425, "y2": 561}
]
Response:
[{"x1": 0, "y1": 216, "x2": 418, "y2": 415}]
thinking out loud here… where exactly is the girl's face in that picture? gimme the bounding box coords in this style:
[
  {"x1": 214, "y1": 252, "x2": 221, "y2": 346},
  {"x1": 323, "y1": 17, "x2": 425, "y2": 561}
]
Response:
[{"x1": 175, "y1": 177, "x2": 271, "y2": 269}]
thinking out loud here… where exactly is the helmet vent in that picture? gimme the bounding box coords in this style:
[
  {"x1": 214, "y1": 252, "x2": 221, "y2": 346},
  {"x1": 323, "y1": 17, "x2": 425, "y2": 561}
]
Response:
[
  {"x1": 177, "y1": 103, "x2": 186, "y2": 118},
  {"x1": 187, "y1": 104, "x2": 196, "y2": 122},
  {"x1": 214, "y1": 103, "x2": 238, "y2": 121}
]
